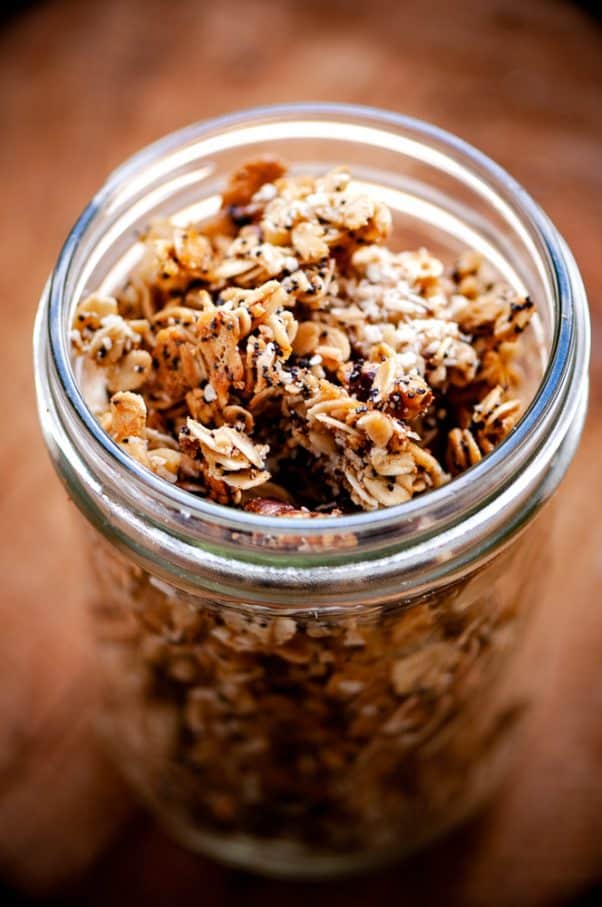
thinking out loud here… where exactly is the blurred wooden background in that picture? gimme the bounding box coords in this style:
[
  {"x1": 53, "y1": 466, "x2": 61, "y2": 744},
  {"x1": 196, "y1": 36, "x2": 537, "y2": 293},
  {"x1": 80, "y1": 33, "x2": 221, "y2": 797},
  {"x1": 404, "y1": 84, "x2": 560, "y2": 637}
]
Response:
[{"x1": 1, "y1": 0, "x2": 601, "y2": 904}]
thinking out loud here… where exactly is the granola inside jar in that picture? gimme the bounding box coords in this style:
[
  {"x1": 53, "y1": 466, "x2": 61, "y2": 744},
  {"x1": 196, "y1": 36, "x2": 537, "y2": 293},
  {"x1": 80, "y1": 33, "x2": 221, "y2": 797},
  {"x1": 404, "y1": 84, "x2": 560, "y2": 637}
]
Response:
[{"x1": 34, "y1": 105, "x2": 589, "y2": 876}]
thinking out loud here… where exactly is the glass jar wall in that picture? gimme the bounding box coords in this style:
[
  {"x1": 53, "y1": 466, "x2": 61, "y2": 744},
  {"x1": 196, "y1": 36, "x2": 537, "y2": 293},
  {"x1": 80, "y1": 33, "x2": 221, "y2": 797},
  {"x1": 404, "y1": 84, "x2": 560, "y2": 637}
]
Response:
[{"x1": 34, "y1": 104, "x2": 589, "y2": 876}]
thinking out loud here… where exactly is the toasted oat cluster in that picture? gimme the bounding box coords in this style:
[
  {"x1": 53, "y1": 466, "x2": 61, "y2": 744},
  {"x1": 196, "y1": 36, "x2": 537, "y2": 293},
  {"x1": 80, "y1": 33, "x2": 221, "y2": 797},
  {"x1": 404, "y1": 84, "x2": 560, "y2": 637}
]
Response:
[{"x1": 71, "y1": 159, "x2": 534, "y2": 513}]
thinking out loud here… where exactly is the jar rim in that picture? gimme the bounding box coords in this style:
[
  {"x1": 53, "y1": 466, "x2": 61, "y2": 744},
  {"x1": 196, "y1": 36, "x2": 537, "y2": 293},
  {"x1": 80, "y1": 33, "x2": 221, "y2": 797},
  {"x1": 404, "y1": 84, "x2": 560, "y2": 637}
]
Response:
[{"x1": 40, "y1": 102, "x2": 589, "y2": 580}]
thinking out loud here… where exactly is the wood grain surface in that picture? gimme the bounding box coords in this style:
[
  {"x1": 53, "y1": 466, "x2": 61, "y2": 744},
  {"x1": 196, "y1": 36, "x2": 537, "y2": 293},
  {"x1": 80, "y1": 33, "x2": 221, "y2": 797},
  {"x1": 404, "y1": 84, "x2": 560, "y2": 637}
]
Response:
[{"x1": 0, "y1": 1, "x2": 601, "y2": 904}]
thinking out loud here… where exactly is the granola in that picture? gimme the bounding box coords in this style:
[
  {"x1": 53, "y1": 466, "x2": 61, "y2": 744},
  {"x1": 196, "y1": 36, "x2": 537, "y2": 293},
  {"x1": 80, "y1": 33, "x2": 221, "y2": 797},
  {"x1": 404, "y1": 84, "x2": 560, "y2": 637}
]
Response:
[
  {"x1": 88, "y1": 511, "x2": 550, "y2": 869},
  {"x1": 71, "y1": 158, "x2": 534, "y2": 513}
]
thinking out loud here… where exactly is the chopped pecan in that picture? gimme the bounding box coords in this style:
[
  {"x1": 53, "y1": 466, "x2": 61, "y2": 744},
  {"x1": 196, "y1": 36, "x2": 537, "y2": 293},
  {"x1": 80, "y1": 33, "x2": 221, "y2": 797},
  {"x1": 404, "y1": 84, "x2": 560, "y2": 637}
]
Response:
[
  {"x1": 244, "y1": 498, "x2": 340, "y2": 518},
  {"x1": 221, "y1": 156, "x2": 287, "y2": 208}
]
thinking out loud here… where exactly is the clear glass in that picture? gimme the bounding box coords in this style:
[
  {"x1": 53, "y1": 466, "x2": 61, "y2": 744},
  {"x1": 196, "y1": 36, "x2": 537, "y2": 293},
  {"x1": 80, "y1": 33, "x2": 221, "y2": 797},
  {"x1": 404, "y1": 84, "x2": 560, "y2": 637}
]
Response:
[{"x1": 34, "y1": 104, "x2": 589, "y2": 877}]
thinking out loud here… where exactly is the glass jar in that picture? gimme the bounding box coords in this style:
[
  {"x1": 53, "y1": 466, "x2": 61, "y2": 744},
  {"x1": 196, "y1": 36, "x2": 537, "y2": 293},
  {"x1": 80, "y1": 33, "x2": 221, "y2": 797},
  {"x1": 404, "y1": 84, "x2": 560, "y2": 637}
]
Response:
[{"x1": 34, "y1": 104, "x2": 589, "y2": 877}]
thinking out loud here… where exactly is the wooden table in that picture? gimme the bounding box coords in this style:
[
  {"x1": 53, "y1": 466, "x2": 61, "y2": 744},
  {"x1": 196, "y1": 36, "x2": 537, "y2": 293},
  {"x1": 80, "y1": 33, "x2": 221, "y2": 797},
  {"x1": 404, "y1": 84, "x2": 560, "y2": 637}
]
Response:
[{"x1": 1, "y1": 0, "x2": 601, "y2": 903}]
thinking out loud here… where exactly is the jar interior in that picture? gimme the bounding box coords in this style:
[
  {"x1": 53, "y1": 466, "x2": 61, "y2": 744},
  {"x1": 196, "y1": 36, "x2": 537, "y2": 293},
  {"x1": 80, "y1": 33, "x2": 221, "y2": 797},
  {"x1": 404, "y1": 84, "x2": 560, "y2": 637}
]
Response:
[{"x1": 69, "y1": 116, "x2": 550, "y2": 417}]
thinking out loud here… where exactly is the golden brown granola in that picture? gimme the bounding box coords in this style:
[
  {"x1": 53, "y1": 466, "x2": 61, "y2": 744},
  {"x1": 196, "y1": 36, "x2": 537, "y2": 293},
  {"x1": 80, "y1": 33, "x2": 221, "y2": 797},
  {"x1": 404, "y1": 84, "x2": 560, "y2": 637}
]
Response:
[
  {"x1": 71, "y1": 158, "x2": 534, "y2": 513},
  {"x1": 87, "y1": 511, "x2": 550, "y2": 863}
]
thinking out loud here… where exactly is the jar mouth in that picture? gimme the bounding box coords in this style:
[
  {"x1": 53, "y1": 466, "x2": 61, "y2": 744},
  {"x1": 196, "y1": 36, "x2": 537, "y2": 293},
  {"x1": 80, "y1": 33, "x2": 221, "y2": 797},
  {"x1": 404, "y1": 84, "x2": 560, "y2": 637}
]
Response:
[{"x1": 43, "y1": 102, "x2": 589, "y2": 562}]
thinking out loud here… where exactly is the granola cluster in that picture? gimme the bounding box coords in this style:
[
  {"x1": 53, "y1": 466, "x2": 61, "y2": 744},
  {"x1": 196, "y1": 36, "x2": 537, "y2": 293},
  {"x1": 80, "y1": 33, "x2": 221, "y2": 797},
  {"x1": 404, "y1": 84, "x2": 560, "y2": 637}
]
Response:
[{"x1": 71, "y1": 159, "x2": 534, "y2": 513}]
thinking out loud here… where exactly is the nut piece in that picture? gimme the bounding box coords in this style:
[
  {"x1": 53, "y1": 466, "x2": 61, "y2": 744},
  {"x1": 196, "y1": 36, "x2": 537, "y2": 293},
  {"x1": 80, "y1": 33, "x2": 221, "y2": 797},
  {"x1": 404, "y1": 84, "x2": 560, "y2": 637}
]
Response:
[
  {"x1": 221, "y1": 156, "x2": 287, "y2": 208},
  {"x1": 244, "y1": 498, "x2": 340, "y2": 518},
  {"x1": 148, "y1": 447, "x2": 182, "y2": 483},
  {"x1": 110, "y1": 391, "x2": 147, "y2": 442},
  {"x1": 107, "y1": 349, "x2": 153, "y2": 392}
]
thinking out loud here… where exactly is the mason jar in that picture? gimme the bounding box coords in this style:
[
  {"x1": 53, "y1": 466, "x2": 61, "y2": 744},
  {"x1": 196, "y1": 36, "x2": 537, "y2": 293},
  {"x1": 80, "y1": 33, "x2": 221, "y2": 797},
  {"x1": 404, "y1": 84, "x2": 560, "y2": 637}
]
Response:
[{"x1": 34, "y1": 104, "x2": 589, "y2": 877}]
